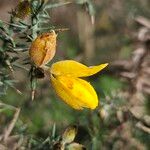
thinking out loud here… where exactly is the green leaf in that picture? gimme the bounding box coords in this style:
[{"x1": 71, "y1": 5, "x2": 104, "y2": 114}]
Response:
[
  {"x1": 0, "y1": 20, "x2": 4, "y2": 28},
  {"x1": 45, "y1": 2, "x2": 71, "y2": 10}
]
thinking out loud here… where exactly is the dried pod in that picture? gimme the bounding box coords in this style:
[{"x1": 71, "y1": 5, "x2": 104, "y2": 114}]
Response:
[
  {"x1": 13, "y1": 0, "x2": 31, "y2": 19},
  {"x1": 29, "y1": 31, "x2": 57, "y2": 67}
]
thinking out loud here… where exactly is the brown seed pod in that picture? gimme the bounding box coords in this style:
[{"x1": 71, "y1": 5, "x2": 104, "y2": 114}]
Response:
[
  {"x1": 13, "y1": 0, "x2": 31, "y2": 19},
  {"x1": 29, "y1": 31, "x2": 57, "y2": 67}
]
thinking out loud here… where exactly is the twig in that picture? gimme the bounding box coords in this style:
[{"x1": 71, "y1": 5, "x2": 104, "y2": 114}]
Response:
[
  {"x1": 0, "y1": 102, "x2": 16, "y2": 110},
  {"x1": 135, "y1": 16, "x2": 150, "y2": 29},
  {"x1": 10, "y1": 86, "x2": 22, "y2": 95},
  {"x1": 3, "y1": 108, "x2": 21, "y2": 142},
  {"x1": 0, "y1": 144, "x2": 7, "y2": 150},
  {"x1": 136, "y1": 122, "x2": 150, "y2": 134},
  {"x1": 54, "y1": 28, "x2": 70, "y2": 33}
]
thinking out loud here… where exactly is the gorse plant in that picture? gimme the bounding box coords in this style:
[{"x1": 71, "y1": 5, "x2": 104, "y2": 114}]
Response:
[
  {"x1": 0, "y1": 0, "x2": 107, "y2": 110},
  {"x1": 0, "y1": 0, "x2": 106, "y2": 149},
  {"x1": 0, "y1": 0, "x2": 149, "y2": 150},
  {"x1": 0, "y1": 0, "x2": 71, "y2": 96}
]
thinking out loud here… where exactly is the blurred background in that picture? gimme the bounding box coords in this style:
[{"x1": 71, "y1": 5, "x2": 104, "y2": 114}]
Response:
[{"x1": 0, "y1": 0, "x2": 150, "y2": 149}]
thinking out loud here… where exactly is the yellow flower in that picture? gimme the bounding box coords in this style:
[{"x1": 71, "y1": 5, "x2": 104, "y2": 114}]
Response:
[{"x1": 50, "y1": 60, "x2": 108, "y2": 110}]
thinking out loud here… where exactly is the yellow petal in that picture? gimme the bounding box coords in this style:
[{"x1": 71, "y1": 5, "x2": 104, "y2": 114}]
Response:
[
  {"x1": 50, "y1": 60, "x2": 108, "y2": 77},
  {"x1": 50, "y1": 75, "x2": 98, "y2": 110}
]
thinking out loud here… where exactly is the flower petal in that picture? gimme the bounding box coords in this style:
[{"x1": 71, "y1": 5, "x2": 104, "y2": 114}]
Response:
[
  {"x1": 50, "y1": 75, "x2": 98, "y2": 110},
  {"x1": 50, "y1": 60, "x2": 108, "y2": 77}
]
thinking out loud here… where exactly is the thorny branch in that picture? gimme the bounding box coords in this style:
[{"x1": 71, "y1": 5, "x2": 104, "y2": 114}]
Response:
[{"x1": 107, "y1": 16, "x2": 150, "y2": 136}]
